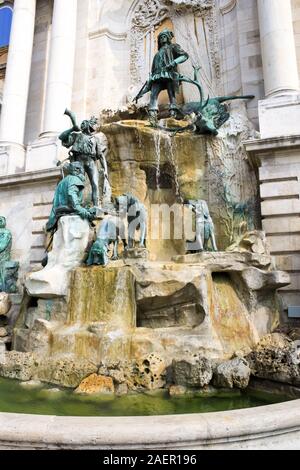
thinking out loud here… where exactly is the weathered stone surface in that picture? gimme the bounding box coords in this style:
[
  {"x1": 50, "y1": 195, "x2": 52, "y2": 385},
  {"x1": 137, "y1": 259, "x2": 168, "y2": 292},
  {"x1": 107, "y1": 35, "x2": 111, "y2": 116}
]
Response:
[
  {"x1": 247, "y1": 333, "x2": 300, "y2": 387},
  {"x1": 25, "y1": 299, "x2": 68, "y2": 329},
  {"x1": 173, "y1": 251, "x2": 273, "y2": 271},
  {"x1": 0, "y1": 293, "x2": 11, "y2": 316},
  {"x1": 75, "y1": 374, "x2": 114, "y2": 395},
  {"x1": 0, "y1": 351, "x2": 39, "y2": 381},
  {"x1": 25, "y1": 216, "x2": 91, "y2": 298},
  {"x1": 241, "y1": 268, "x2": 290, "y2": 291},
  {"x1": 0, "y1": 327, "x2": 8, "y2": 338},
  {"x1": 36, "y1": 357, "x2": 98, "y2": 388},
  {"x1": 171, "y1": 356, "x2": 213, "y2": 388},
  {"x1": 134, "y1": 354, "x2": 166, "y2": 390},
  {"x1": 12, "y1": 251, "x2": 288, "y2": 384},
  {"x1": 213, "y1": 358, "x2": 251, "y2": 389},
  {"x1": 115, "y1": 383, "x2": 128, "y2": 396},
  {"x1": 227, "y1": 231, "x2": 271, "y2": 256}
]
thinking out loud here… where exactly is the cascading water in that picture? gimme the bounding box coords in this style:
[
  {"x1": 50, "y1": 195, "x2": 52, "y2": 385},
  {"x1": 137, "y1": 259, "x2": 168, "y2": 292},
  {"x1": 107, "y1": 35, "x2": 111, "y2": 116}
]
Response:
[
  {"x1": 153, "y1": 130, "x2": 162, "y2": 190},
  {"x1": 164, "y1": 132, "x2": 182, "y2": 201}
]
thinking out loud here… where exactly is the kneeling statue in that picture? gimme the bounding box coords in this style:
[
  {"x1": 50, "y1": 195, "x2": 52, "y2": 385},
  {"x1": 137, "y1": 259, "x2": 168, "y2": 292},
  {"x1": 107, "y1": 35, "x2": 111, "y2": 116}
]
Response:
[{"x1": 46, "y1": 162, "x2": 96, "y2": 234}]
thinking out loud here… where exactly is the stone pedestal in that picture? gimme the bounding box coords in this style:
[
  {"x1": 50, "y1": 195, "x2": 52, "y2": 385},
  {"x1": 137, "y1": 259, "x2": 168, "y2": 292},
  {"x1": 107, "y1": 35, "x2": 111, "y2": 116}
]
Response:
[{"x1": 25, "y1": 215, "x2": 90, "y2": 298}]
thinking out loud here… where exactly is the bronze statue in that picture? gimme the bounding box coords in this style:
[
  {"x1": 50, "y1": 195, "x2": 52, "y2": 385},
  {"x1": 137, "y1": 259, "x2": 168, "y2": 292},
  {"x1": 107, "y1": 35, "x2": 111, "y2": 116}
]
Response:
[
  {"x1": 46, "y1": 162, "x2": 96, "y2": 233},
  {"x1": 134, "y1": 29, "x2": 189, "y2": 126},
  {"x1": 178, "y1": 67, "x2": 255, "y2": 135},
  {"x1": 87, "y1": 215, "x2": 127, "y2": 266},
  {"x1": 59, "y1": 109, "x2": 110, "y2": 206},
  {"x1": 0, "y1": 216, "x2": 19, "y2": 293},
  {"x1": 186, "y1": 200, "x2": 217, "y2": 252},
  {"x1": 115, "y1": 193, "x2": 147, "y2": 249}
]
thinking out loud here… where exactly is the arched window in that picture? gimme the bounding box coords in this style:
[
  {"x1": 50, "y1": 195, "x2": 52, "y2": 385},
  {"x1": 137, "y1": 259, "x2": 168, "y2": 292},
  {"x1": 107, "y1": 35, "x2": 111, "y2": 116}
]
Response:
[{"x1": 0, "y1": 6, "x2": 13, "y2": 48}]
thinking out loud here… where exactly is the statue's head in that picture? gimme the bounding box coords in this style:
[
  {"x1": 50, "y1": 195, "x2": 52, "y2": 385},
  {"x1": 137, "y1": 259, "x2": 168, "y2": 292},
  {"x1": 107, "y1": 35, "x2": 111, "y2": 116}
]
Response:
[
  {"x1": 81, "y1": 116, "x2": 98, "y2": 134},
  {"x1": 158, "y1": 29, "x2": 174, "y2": 48},
  {"x1": 0, "y1": 216, "x2": 6, "y2": 229},
  {"x1": 68, "y1": 161, "x2": 84, "y2": 177},
  {"x1": 114, "y1": 193, "x2": 139, "y2": 217}
]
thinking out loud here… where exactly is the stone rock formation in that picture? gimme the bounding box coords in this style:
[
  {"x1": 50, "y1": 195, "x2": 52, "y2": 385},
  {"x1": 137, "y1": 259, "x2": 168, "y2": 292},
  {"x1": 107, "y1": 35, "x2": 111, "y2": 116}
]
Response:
[
  {"x1": 25, "y1": 215, "x2": 91, "y2": 298},
  {"x1": 170, "y1": 356, "x2": 213, "y2": 388},
  {"x1": 247, "y1": 333, "x2": 300, "y2": 387},
  {"x1": 75, "y1": 374, "x2": 114, "y2": 395},
  {"x1": 0, "y1": 292, "x2": 11, "y2": 316},
  {"x1": 213, "y1": 358, "x2": 251, "y2": 389}
]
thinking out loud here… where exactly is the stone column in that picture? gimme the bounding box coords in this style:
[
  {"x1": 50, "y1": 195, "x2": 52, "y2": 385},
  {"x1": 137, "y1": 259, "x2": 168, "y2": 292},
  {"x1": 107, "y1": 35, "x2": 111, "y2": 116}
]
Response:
[
  {"x1": 258, "y1": 0, "x2": 299, "y2": 98},
  {"x1": 257, "y1": 0, "x2": 300, "y2": 138},
  {"x1": 0, "y1": 0, "x2": 36, "y2": 173},
  {"x1": 41, "y1": 0, "x2": 78, "y2": 136}
]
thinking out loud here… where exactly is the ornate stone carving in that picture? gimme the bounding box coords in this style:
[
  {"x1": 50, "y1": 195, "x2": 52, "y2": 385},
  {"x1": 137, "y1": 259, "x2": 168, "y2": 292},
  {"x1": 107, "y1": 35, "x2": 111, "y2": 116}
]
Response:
[
  {"x1": 132, "y1": 0, "x2": 169, "y2": 30},
  {"x1": 130, "y1": 0, "x2": 220, "y2": 86}
]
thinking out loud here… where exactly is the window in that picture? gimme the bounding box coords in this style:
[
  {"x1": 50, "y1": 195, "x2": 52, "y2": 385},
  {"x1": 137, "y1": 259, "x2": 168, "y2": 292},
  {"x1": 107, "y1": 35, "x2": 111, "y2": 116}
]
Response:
[{"x1": 0, "y1": 6, "x2": 12, "y2": 48}]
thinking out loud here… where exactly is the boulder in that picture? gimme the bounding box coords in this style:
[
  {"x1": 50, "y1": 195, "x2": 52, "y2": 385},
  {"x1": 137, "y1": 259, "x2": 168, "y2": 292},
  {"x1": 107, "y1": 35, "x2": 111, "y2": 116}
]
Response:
[
  {"x1": 134, "y1": 353, "x2": 166, "y2": 390},
  {"x1": 171, "y1": 355, "x2": 213, "y2": 388},
  {"x1": 247, "y1": 333, "x2": 300, "y2": 386},
  {"x1": 0, "y1": 293, "x2": 11, "y2": 316},
  {"x1": 25, "y1": 215, "x2": 90, "y2": 298},
  {"x1": 36, "y1": 357, "x2": 98, "y2": 388},
  {"x1": 0, "y1": 327, "x2": 8, "y2": 338},
  {"x1": 213, "y1": 358, "x2": 251, "y2": 389},
  {"x1": 75, "y1": 374, "x2": 114, "y2": 395},
  {"x1": 0, "y1": 351, "x2": 39, "y2": 381}
]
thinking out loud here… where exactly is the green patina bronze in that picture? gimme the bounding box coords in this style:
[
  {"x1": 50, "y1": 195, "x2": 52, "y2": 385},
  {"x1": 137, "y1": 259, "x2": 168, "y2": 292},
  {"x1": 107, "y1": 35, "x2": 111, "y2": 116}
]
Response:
[
  {"x1": 186, "y1": 200, "x2": 217, "y2": 253},
  {"x1": 134, "y1": 28, "x2": 189, "y2": 125},
  {"x1": 135, "y1": 33, "x2": 254, "y2": 133},
  {"x1": 59, "y1": 109, "x2": 110, "y2": 206},
  {"x1": 0, "y1": 216, "x2": 19, "y2": 293},
  {"x1": 171, "y1": 67, "x2": 254, "y2": 135},
  {"x1": 46, "y1": 162, "x2": 96, "y2": 233}
]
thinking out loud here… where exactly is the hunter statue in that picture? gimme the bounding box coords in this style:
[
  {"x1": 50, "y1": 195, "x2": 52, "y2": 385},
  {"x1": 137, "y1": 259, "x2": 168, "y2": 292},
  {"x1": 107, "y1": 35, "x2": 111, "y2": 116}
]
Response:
[
  {"x1": 46, "y1": 161, "x2": 96, "y2": 233},
  {"x1": 135, "y1": 28, "x2": 189, "y2": 126},
  {"x1": 59, "y1": 109, "x2": 110, "y2": 206}
]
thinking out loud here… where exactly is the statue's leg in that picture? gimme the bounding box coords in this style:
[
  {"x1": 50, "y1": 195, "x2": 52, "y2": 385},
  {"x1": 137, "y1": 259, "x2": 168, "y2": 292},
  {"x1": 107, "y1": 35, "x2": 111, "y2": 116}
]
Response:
[
  {"x1": 195, "y1": 220, "x2": 204, "y2": 252},
  {"x1": 127, "y1": 216, "x2": 136, "y2": 249},
  {"x1": 139, "y1": 222, "x2": 146, "y2": 248},
  {"x1": 149, "y1": 83, "x2": 161, "y2": 126},
  {"x1": 167, "y1": 82, "x2": 178, "y2": 117},
  {"x1": 211, "y1": 232, "x2": 218, "y2": 251},
  {"x1": 111, "y1": 239, "x2": 119, "y2": 260},
  {"x1": 85, "y1": 160, "x2": 100, "y2": 206},
  {"x1": 139, "y1": 208, "x2": 147, "y2": 248},
  {"x1": 149, "y1": 82, "x2": 161, "y2": 111}
]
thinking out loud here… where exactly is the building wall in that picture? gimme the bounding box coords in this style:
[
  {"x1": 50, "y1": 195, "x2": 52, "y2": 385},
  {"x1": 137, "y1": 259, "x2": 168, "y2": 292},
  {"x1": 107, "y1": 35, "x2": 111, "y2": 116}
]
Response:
[
  {"x1": 217, "y1": 0, "x2": 264, "y2": 127},
  {"x1": 292, "y1": 0, "x2": 300, "y2": 87}
]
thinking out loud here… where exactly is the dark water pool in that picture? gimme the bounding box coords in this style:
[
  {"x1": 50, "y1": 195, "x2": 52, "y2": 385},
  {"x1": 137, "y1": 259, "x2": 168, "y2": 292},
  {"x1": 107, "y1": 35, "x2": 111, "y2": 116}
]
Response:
[{"x1": 0, "y1": 377, "x2": 291, "y2": 417}]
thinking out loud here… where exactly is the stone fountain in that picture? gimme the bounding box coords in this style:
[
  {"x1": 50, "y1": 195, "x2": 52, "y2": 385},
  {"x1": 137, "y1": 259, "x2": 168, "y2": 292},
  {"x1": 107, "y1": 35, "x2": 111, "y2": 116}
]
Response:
[{"x1": 0, "y1": 33, "x2": 292, "y2": 395}]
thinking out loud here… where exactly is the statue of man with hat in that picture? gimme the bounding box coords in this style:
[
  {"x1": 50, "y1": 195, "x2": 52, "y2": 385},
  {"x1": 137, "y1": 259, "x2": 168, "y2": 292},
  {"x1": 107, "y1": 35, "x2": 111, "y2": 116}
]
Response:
[{"x1": 134, "y1": 28, "x2": 189, "y2": 125}]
